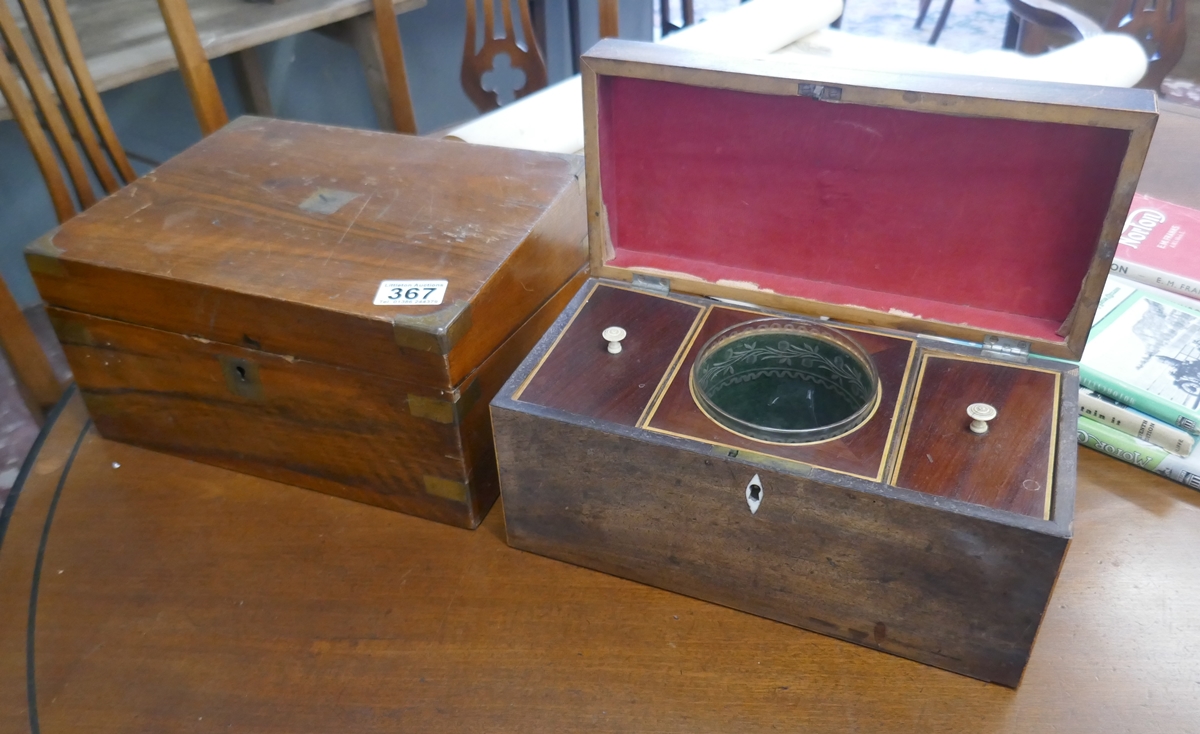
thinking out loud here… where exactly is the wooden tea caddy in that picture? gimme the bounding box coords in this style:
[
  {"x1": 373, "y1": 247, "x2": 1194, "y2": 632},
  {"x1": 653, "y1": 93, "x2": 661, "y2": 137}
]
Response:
[
  {"x1": 26, "y1": 117, "x2": 588, "y2": 529},
  {"x1": 491, "y1": 41, "x2": 1157, "y2": 685}
]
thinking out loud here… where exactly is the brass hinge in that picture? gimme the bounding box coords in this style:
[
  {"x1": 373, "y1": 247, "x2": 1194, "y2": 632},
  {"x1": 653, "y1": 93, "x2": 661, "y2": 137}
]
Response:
[
  {"x1": 631, "y1": 273, "x2": 669, "y2": 295},
  {"x1": 982, "y1": 335, "x2": 1030, "y2": 364}
]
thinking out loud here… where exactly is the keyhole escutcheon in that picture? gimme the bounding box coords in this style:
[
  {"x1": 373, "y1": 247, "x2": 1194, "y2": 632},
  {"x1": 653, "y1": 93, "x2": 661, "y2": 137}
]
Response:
[{"x1": 746, "y1": 474, "x2": 763, "y2": 514}]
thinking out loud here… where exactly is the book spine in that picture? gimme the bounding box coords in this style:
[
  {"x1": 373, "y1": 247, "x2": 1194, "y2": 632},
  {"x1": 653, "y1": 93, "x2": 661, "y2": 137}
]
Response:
[
  {"x1": 1077, "y1": 416, "x2": 1169, "y2": 471},
  {"x1": 1078, "y1": 365, "x2": 1200, "y2": 436},
  {"x1": 1078, "y1": 388, "x2": 1195, "y2": 456},
  {"x1": 1111, "y1": 258, "x2": 1200, "y2": 302},
  {"x1": 1079, "y1": 417, "x2": 1200, "y2": 491}
]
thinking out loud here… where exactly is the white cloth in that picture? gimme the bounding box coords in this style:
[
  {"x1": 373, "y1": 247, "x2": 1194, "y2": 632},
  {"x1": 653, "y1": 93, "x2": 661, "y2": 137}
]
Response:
[
  {"x1": 445, "y1": 1, "x2": 1149, "y2": 155},
  {"x1": 779, "y1": 28, "x2": 1147, "y2": 88},
  {"x1": 445, "y1": 0, "x2": 843, "y2": 154}
]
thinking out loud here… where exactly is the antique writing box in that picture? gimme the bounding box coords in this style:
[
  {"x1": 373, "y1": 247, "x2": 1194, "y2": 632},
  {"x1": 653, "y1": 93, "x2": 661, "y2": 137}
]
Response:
[
  {"x1": 27, "y1": 117, "x2": 587, "y2": 529},
  {"x1": 491, "y1": 41, "x2": 1157, "y2": 684}
]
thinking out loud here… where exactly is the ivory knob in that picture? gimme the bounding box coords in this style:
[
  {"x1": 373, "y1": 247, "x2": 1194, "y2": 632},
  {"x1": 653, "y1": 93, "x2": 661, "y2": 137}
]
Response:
[
  {"x1": 967, "y1": 403, "x2": 997, "y2": 434},
  {"x1": 603, "y1": 326, "x2": 627, "y2": 354}
]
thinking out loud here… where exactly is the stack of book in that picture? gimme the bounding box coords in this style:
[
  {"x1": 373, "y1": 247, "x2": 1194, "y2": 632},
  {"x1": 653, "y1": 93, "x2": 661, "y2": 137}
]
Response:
[{"x1": 1078, "y1": 194, "x2": 1200, "y2": 490}]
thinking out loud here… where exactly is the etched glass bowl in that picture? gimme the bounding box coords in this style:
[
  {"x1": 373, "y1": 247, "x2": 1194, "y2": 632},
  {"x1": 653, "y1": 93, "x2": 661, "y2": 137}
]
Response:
[{"x1": 690, "y1": 318, "x2": 880, "y2": 444}]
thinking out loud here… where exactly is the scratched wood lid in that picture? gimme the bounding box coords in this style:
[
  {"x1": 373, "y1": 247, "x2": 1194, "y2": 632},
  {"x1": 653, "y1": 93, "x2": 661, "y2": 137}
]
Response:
[
  {"x1": 27, "y1": 118, "x2": 587, "y2": 387},
  {"x1": 581, "y1": 40, "x2": 1158, "y2": 361}
]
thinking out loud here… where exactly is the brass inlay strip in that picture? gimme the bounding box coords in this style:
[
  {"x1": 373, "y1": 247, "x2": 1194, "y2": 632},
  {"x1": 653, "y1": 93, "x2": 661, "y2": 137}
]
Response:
[
  {"x1": 423, "y1": 475, "x2": 469, "y2": 503},
  {"x1": 635, "y1": 304, "x2": 709, "y2": 427},
  {"x1": 1046, "y1": 374, "x2": 1061, "y2": 521},
  {"x1": 513, "y1": 280, "x2": 703, "y2": 403},
  {"x1": 512, "y1": 280, "x2": 600, "y2": 402},
  {"x1": 638, "y1": 306, "x2": 712, "y2": 428},
  {"x1": 407, "y1": 394, "x2": 456, "y2": 424},
  {"x1": 641, "y1": 305, "x2": 918, "y2": 484}
]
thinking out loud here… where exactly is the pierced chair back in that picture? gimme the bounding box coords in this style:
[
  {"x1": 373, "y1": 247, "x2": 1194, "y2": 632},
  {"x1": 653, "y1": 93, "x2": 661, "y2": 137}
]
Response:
[
  {"x1": 462, "y1": 0, "x2": 549, "y2": 112},
  {"x1": 462, "y1": 0, "x2": 619, "y2": 113},
  {"x1": 1006, "y1": 0, "x2": 1186, "y2": 91},
  {"x1": 1104, "y1": 0, "x2": 1186, "y2": 90}
]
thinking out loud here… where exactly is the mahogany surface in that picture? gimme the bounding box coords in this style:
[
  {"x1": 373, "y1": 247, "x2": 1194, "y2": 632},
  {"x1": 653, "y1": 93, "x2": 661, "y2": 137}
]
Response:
[
  {"x1": 24, "y1": 117, "x2": 588, "y2": 527},
  {"x1": 1, "y1": 92, "x2": 1199, "y2": 734},
  {"x1": 516, "y1": 284, "x2": 703, "y2": 425},
  {"x1": 1, "y1": 392, "x2": 1198, "y2": 731},
  {"x1": 646, "y1": 305, "x2": 915, "y2": 480},
  {"x1": 29, "y1": 116, "x2": 588, "y2": 387},
  {"x1": 893, "y1": 353, "x2": 1059, "y2": 518}
]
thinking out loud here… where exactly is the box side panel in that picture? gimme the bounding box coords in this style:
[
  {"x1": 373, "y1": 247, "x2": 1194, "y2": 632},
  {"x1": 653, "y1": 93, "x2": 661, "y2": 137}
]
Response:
[
  {"x1": 455, "y1": 268, "x2": 590, "y2": 522},
  {"x1": 446, "y1": 166, "x2": 589, "y2": 385},
  {"x1": 494, "y1": 406, "x2": 1068, "y2": 686},
  {"x1": 26, "y1": 255, "x2": 453, "y2": 389},
  {"x1": 51, "y1": 308, "x2": 476, "y2": 528}
]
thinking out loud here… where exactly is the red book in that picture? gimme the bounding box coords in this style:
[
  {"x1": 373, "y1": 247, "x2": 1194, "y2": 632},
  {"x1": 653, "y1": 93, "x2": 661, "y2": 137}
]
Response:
[{"x1": 1112, "y1": 194, "x2": 1200, "y2": 300}]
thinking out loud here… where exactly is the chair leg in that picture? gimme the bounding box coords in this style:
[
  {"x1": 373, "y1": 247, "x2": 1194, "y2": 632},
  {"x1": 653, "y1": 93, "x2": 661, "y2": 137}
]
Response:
[
  {"x1": 915, "y1": 0, "x2": 935, "y2": 29},
  {"x1": 928, "y1": 0, "x2": 955, "y2": 44},
  {"x1": 0, "y1": 286, "x2": 62, "y2": 417},
  {"x1": 370, "y1": 0, "x2": 418, "y2": 134},
  {"x1": 231, "y1": 48, "x2": 272, "y2": 117},
  {"x1": 1002, "y1": 12, "x2": 1020, "y2": 49}
]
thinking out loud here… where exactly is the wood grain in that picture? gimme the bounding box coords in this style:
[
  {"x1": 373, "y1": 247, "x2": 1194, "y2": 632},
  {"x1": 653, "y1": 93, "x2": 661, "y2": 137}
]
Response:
[
  {"x1": 1, "y1": 98, "x2": 1198, "y2": 734},
  {"x1": 0, "y1": 39, "x2": 75, "y2": 222},
  {"x1": 46, "y1": 267, "x2": 582, "y2": 527},
  {"x1": 31, "y1": 118, "x2": 588, "y2": 389},
  {"x1": 156, "y1": 0, "x2": 229, "y2": 135},
  {"x1": 15, "y1": 0, "x2": 121, "y2": 193},
  {"x1": 0, "y1": 393, "x2": 1197, "y2": 730},
  {"x1": 893, "y1": 353, "x2": 1060, "y2": 519},
  {"x1": 495, "y1": 403, "x2": 1066, "y2": 686},
  {"x1": 516, "y1": 284, "x2": 703, "y2": 425},
  {"x1": 43, "y1": 0, "x2": 137, "y2": 183},
  {"x1": 0, "y1": 0, "x2": 97, "y2": 209},
  {"x1": 599, "y1": 0, "x2": 619, "y2": 38},
  {"x1": 30, "y1": 118, "x2": 586, "y2": 526},
  {"x1": 0, "y1": 0, "x2": 427, "y2": 123},
  {"x1": 52, "y1": 307, "x2": 484, "y2": 527},
  {"x1": 646, "y1": 304, "x2": 916, "y2": 481},
  {"x1": 0, "y1": 279, "x2": 63, "y2": 418},
  {"x1": 370, "y1": 0, "x2": 417, "y2": 133}
]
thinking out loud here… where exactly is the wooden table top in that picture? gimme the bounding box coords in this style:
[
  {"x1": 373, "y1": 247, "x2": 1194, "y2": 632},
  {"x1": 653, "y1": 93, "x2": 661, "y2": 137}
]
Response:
[
  {"x1": 0, "y1": 0, "x2": 425, "y2": 122},
  {"x1": 1, "y1": 105, "x2": 1199, "y2": 733}
]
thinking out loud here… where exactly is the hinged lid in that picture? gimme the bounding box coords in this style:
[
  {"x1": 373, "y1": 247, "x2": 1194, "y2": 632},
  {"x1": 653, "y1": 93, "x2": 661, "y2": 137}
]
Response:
[
  {"x1": 581, "y1": 40, "x2": 1158, "y2": 360},
  {"x1": 27, "y1": 118, "x2": 587, "y2": 389}
]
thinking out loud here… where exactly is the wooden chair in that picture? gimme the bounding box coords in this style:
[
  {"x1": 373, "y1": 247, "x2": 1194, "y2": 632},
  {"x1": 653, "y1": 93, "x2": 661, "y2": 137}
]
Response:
[
  {"x1": 1005, "y1": 0, "x2": 1186, "y2": 90},
  {"x1": 156, "y1": 0, "x2": 229, "y2": 136},
  {"x1": 1102, "y1": 0, "x2": 1186, "y2": 90},
  {"x1": 0, "y1": 0, "x2": 223, "y2": 419},
  {"x1": 462, "y1": 0, "x2": 618, "y2": 112},
  {"x1": 661, "y1": 0, "x2": 696, "y2": 37},
  {"x1": 0, "y1": 0, "x2": 129, "y2": 418}
]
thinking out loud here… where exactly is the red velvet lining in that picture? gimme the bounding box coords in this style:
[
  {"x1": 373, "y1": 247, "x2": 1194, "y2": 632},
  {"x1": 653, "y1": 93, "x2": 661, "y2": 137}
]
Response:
[{"x1": 597, "y1": 76, "x2": 1130, "y2": 343}]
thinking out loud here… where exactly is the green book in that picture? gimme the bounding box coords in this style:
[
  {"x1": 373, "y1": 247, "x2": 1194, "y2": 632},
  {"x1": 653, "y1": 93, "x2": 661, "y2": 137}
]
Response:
[
  {"x1": 1080, "y1": 280, "x2": 1200, "y2": 435},
  {"x1": 1078, "y1": 416, "x2": 1200, "y2": 490}
]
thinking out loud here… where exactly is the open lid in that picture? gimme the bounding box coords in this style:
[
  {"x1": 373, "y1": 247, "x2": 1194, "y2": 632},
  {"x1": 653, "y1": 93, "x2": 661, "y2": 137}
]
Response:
[{"x1": 581, "y1": 40, "x2": 1158, "y2": 360}]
